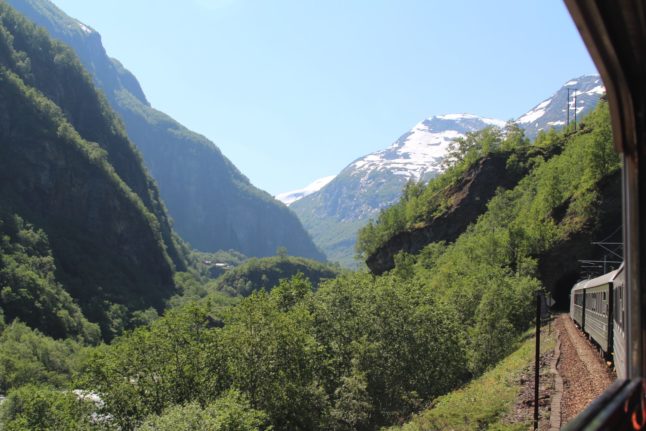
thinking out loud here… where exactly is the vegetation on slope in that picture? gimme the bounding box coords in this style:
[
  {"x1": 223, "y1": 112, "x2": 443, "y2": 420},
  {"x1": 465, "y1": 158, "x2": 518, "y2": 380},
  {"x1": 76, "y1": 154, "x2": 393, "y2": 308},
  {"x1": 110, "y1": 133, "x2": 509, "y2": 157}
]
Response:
[
  {"x1": 214, "y1": 254, "x2": 342, "y2": 296},
  {"x1": 0, "y1": 4, "x2": 620, "y2": 429},
  {"x1": 356, "y1": 124, "x2": 532, "y2": 260},
  {"x1": 386, "y1": 326, "x2": 556, "y2": 431},
  {"x1": 0, "y1": 3, "x2": 186, "y2": 339},
  {"x1": 0, "y1": 321, "x2": 84, "y2": 394},
  {"x1": 8, "y1": 0, "x2": 326, "y2": 261},
  {"x1": 0, "y1": 214, "x2": 99, "y2": 342},
  {"x1": 358, "y1": 103, "x2": 616, "y2": 265}
]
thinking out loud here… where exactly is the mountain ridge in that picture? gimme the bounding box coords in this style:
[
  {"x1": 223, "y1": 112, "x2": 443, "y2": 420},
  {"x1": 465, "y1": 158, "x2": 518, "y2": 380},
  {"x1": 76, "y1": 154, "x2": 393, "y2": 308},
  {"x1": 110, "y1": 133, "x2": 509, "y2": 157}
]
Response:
[
  {"x1": 8, "y1": 0, "x2": 325, "y2": 261},
  {"x1": 0, "y1": 2, "x2": 186, "y2": 340}
]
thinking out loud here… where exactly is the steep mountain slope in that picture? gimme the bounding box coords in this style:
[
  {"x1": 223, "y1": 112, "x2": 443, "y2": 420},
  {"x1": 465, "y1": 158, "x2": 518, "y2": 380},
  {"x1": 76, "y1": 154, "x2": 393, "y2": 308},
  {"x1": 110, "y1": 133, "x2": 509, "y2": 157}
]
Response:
[
  {"x1": 364, "y1": 150, "x2": 536, "y2": 274},
  {"x1": 291, "y1": 115, "x2": 507, "y2": 266},
  {"x1": 8, "y1": 0, "x2": 324, "y2": 261},
  {"x1": 0, "y1": 3, "x2": 183, "y2": 339},
  {"x1": 291, "y1": 76, "x2": 604, "y2": 267},
  {"x1": 360, "y1": 100, "x2": 620, "y2": 307}
]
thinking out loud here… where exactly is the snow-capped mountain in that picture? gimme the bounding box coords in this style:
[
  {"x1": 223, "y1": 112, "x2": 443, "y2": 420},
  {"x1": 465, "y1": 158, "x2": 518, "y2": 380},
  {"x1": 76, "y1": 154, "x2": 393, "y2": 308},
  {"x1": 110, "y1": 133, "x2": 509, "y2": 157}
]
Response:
[
  {"x1": 276, "y1": 176, "x2": 335, "y2": 205},
  {"x1": 351, "y1": 114, "x2": 506, "y2": 183},
  {"x1": 518, "y1": 75, "x2": 604, "y2": 139},
  {"x1": 290, "y1": 75, "x2": 605, "y2": 267},
  {"x1": 280, "y1": 114, "x2": 506, "y2": 208},
  {"x1": 290, "y1": 114, "x2": 508, "y2": 266}
]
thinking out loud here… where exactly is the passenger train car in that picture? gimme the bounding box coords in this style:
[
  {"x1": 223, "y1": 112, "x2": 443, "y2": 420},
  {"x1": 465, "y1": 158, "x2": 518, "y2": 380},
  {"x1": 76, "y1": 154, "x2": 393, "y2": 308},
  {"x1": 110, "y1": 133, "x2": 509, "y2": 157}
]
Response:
[{"x1": 570, "y1": 265, "x2": 626, "y2": 378}]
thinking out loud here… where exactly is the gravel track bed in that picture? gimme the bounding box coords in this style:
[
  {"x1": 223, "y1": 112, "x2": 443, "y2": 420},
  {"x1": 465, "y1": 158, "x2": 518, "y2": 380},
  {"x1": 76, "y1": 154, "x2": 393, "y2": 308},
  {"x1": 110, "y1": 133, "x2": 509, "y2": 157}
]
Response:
[{"x1": 555, "y1": 314, "x2": 615, "y2": 424}]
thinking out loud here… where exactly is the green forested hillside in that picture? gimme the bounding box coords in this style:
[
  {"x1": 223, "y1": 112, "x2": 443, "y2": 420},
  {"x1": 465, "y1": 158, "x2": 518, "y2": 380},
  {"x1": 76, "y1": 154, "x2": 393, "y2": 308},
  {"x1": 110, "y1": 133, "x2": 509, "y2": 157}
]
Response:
[
  {"x1": 214, "y1": 255, "x2": 342, "y2": 296},
  {"x1": 0, "y1": 3, "x2": 620, "y2": 429},
  {"x1": 0, "y1": 3, "x2": 186, "y2": 340},
  {"x1": 7, "y1": 0, "x2": 325, "y2": 261},
  {"x1": 0, "y1": 93, "x2": 619, "y2": 430},
  {"x1": 358, "y1": 105, "x2": 617, "y2": 273},
  {"x1": 0, "y1": 214, "x2": 99, "y2": 342}
]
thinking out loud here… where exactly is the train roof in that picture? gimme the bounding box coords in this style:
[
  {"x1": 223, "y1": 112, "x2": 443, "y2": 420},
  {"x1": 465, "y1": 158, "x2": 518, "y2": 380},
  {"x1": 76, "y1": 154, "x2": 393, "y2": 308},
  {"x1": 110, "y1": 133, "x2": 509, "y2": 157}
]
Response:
[{"x1": 571, "y1": 264, "x2": 624, "y2": 293}]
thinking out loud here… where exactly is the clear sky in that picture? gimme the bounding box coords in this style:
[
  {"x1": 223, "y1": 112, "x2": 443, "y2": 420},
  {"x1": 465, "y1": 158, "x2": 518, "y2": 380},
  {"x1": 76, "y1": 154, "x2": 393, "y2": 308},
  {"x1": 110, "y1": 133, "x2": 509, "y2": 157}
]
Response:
[{"x1": 51, "y1": 0, "x2": 597, "y2": 195}]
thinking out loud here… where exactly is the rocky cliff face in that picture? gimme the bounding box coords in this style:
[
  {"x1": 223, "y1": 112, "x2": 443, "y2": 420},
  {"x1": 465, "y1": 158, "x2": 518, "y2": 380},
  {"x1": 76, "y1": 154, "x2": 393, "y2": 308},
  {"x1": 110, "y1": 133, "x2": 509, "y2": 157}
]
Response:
[
  {"x1": 8, "y1": 0, "x2": 324, "y2": 261},
  {"x1": 365, "y1": 151, "x2": 534, "y2": 274},
  {"x1": 0, "y1": 3, "x2": 182, "y2": 338}
]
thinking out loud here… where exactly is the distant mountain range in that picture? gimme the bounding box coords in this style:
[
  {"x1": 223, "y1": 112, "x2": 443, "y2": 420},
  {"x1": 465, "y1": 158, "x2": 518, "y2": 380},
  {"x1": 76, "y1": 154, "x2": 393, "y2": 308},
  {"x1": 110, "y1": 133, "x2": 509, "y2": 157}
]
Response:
[
  {"x1": 289, "y1": 75, "x2": 605, "y2": 267},
  {"x1": 9, "y1": 0, "x2": 324, "y2": 261}
]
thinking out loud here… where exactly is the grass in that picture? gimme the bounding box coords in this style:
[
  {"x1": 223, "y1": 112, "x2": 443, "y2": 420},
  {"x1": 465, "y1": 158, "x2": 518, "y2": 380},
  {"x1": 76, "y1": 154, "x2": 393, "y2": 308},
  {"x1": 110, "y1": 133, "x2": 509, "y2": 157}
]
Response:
[{"x1": 385, "y1": 324, "x2": 556, "y2": 431}]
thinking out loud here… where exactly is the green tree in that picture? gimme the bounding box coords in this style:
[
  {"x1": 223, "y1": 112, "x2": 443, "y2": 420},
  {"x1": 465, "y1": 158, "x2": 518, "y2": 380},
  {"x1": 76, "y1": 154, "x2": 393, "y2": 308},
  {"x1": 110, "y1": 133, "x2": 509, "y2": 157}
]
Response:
[
  {"x1": 138, "y1": 390, "x2": 269, "y2": 431},
  {"x1": 276, "y1": 246, "x2": 288, "y2": 259},
  {"x1": 221, "y1": 291, "x2": 327, "y2": 430},
  {"x1": 0, "y1": 385, "x2": 96, "y2": 431}
]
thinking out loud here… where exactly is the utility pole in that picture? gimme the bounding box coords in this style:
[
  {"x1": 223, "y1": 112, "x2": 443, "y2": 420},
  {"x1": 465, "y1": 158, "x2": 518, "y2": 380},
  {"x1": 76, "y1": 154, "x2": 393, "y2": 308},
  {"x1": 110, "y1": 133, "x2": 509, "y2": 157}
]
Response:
[
  {"x1": 534, "y1": 290, "x2": 542, "y2": 430},
  {"x1": 567, "y1": 88, "x2": 571, "y2": 127},
  {"x1": 573, "y1": 89, "x2": 578, "y2": 129}
]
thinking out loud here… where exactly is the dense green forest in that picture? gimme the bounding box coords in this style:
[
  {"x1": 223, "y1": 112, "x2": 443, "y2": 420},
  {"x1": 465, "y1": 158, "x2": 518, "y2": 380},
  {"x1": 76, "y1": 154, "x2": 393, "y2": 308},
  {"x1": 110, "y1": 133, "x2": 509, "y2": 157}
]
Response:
[{"x1": 214, "y1": 254, "x2": 343, "y2": 296}]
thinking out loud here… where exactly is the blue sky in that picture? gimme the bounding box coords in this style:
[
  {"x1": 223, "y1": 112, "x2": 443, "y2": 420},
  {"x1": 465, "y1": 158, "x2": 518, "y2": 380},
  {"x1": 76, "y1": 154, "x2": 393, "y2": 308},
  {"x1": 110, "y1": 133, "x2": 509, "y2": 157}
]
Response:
[{"x1": 51, "y1": 0, "x2": 597, "y2": 195}]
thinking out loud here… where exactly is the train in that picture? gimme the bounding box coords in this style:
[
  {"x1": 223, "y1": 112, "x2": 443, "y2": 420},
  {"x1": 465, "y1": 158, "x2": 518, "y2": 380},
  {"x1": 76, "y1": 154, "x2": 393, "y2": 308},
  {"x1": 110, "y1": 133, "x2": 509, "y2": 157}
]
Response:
[{"x1": 570, "y1": 264, "x2": 626, "y2": 379}]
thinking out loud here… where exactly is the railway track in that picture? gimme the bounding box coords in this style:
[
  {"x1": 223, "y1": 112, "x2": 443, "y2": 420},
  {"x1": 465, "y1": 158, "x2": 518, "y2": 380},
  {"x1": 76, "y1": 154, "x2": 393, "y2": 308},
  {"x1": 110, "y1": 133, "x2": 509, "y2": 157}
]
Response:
[{"x1": 554, "y1": 315, "x2": 615, "y2": 424}]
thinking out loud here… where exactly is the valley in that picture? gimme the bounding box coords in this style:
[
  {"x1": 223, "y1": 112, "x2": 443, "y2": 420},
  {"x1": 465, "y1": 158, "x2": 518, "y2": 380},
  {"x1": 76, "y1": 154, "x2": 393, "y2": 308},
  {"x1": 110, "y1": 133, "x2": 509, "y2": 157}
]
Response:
[{"x1": 0, "y1": 1, "x2": 619, "y2": 430}]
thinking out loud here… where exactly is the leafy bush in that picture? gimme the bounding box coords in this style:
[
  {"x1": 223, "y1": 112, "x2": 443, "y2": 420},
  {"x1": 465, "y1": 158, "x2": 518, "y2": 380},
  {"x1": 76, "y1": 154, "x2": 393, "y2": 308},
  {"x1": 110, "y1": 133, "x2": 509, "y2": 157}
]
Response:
[
  {"x1": 0, "y1": 384, "x2": 97, "y2": 431},
  {"x1": 0, "y1": 213, "x2": 99, "y2": 342},
  {"x1": 0, "y1": 321, "x2": 83, "y2": 393},
  {"x1": 138, "y1": 390, "x2": 269, "y2": 431},
  {"x1": 214, "y1": 255, "x2": 341, "y2": 296}
]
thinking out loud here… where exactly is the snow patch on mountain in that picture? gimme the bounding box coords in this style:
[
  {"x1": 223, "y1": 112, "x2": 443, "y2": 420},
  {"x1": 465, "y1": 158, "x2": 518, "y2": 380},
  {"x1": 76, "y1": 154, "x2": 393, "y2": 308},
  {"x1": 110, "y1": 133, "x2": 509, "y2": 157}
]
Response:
[
  {"x1": 347, "y1": 114, "x2": 506, "y2": 183},
  {"x1": 517, "y1": 75, "x2": 604, "y2": 139},
  {"x1": 276, "y1": 175, "x2": 335, "y2": 205},
  {"x1": 437, "y1": 113, "x2": 506, "y2": 127},
  {"x1": 76, "y1": 20, "x2": 93, "y2": 34},
  {"x1": 518, "y1": 99, "x2": 551, "y2": 124}
]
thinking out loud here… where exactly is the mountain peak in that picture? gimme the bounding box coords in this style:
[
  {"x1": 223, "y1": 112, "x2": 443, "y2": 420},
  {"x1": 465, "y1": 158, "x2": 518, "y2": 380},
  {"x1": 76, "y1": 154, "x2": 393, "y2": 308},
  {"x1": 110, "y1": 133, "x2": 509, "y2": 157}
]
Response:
[
  {"x1": 349, "y1": 113, "x2": 506, "y2": 182},
  {"x1": 435, "y1": 113, "x2": 506, "y2": 127},
  {"x1": 275, "y1": 175, "x2": 336, "y2": 205},
  {"x1": 517, "y1": 75, "x2": 604, "y2": 139}
]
